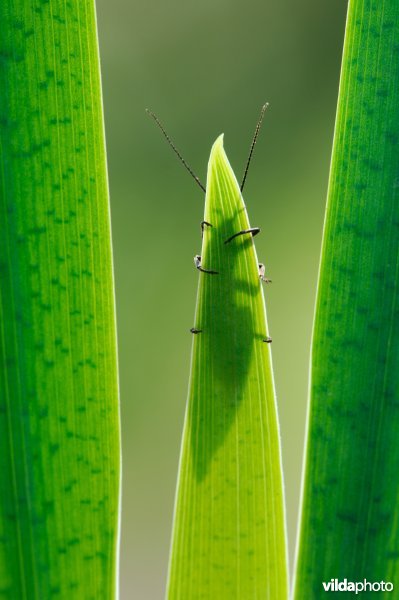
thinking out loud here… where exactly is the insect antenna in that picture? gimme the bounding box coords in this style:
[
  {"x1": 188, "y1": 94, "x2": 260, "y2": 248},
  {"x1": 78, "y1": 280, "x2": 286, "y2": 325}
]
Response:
[
  {"x1": 146, "y1": 109, "x2": 206, "y2": 193},
  {"x1": 240, "y1": 102, "x2": 269, "y2": 192}
]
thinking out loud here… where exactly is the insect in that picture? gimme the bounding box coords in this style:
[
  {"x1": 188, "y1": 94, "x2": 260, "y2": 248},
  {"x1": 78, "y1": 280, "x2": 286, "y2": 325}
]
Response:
[{"x1": 147, "y1": 105, "x2": 273, "y2": 341}]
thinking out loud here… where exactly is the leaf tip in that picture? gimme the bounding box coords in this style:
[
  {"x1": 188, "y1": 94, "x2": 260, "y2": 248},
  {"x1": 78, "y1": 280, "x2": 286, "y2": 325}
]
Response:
[{"x1": 209, "y1": 133, "x2": 225, "y2": 164}]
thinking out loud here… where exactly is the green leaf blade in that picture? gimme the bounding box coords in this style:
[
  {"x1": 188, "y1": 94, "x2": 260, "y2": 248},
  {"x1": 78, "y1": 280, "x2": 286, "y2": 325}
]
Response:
[
  {"x1": 167, "y1": 136, "x2": 288, "y2": 599},
  {"x1": 294, "y1": 0, "x2": 399, "y2": 595},
  {"x1": 0, "y1": 2, "x2": 120, "y2": 598}
]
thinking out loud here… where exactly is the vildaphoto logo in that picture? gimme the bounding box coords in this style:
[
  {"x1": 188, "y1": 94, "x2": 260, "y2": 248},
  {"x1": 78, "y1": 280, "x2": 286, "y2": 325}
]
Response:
[{"x1": 322, "y1": 579, "x2": 394, "y2": 594}]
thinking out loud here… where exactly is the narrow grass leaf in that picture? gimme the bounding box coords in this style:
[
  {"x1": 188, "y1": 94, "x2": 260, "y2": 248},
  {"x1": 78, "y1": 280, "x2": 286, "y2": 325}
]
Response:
[
  {"x1": 294, "y1": 0, "x2": 399, "y2": 594},
  {"x1": 167, "y1": 136, "x2": 288, "y2": 599},
  {"x1": 0, "y1": 2, "x2": 120, "y2": 598}
]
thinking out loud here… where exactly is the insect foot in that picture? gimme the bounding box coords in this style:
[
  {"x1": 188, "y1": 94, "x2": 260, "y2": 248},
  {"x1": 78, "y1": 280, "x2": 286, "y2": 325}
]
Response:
[
  {"x1": 194, "y1": 255, "x2": 219, "y2": 275},
  {"x1": 190, "y1": 328, "x2": 202, "y2": 334},
  {"x1": 263, "y1": 337, "x2": 272, "y2": 343},
  {"x1": 259, "y1": 263, "x2": 272, "y2": 283},
  {"x1": 224, "y1": 227, "x2": 260, "y2": 245}
]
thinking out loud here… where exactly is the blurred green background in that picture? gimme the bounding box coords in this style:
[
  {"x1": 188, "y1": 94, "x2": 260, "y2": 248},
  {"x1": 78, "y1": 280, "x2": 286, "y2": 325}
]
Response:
[{"x1": 95, "y1": 0, "x2": 347, "y2": 597}]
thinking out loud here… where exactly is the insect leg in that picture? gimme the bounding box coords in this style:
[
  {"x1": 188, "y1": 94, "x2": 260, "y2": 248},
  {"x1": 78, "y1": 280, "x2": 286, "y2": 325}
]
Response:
[
  {"x1": 224, "y1": 227, "x2": 260, "y2": 245},
  {"x1": 200, "y1": 221, "x2": 213, "y2": 237},
  {"x1": 194, "y1": 255, "x2": 219, "y2": 275},
  {"x1": 263, "y1": 337, "x2": 272, "y2": 343},
  {"x1": 259, "y1": 263, "x2": 272, "y2": 283}
]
